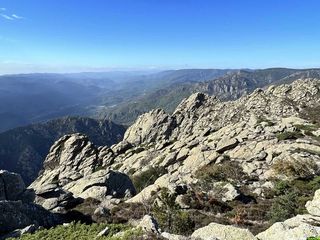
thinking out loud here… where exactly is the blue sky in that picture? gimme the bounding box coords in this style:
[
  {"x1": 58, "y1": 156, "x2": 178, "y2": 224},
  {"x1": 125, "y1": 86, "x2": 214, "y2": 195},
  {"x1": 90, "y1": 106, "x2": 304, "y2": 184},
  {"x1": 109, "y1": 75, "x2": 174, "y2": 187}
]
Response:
[{"x1": 0, "y1": 0, "x2": 320, "y2": 73}]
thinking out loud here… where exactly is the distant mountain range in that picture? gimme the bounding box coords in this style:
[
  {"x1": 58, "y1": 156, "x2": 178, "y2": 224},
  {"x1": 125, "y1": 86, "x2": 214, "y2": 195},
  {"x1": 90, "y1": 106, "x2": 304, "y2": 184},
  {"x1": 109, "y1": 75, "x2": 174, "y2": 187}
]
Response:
[
  {"x1": 0, "y1": 69, "x2": 232, "y2": 132},
  {"x1": 2, "y1": 68, "x2": 319, "y2": 132},
  {"x1": 99, "y1": 68, "x2": 320, "y2": 125},
  {"x1": 0, "y1": 116, "x2": 125, "y2": 184}
]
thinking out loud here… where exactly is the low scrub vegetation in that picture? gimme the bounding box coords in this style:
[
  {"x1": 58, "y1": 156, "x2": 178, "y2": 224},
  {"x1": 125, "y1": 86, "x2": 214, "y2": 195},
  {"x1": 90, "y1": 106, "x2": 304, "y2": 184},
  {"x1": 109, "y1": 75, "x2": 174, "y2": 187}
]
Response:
[
  {"x1": 180, "y1": 190, "x2": 232, "y2": 213},
  {"x1": 152, "y1": 188, "x2": 195, "y2": 235},
  {"x1": 257, "y1": 117, "x2": 275, "y2": 126},
  {"x1": 267, "y1": 191, "x2": 299, "y2": 223},
  {"x1": 196, "y1": 161, "x2": 248, "y2": 186},
  {"x1": 9, "y1": 222, "x2": 142, "y2": 240},
  {"x1": 272, "y1": 159, "x2": 318, "y2": 179},
  {"x1": 294, "y1": 124, "x2": 320, "y2": 142},
  {"x1": 301, "y1": 106, "x2": 320, "y2": 125},
  {"x1": 131, "y1": 166, "x2": 167, "y2": 193},
  {"x1": 109, "y1": 202, "x2": 146, "y2": 224},
  {"x1": 293, "y1": 148, "x2": 320, "y2": 157},
  {"x1": 276, "y1": 130, "x2": 304, "y2": 141},
  {"x1": 294, "y1": 124, "x2": 318, "y2": 132},
  {"x1": 267, "y1": 177, "x2": 320, "y2": 223}
]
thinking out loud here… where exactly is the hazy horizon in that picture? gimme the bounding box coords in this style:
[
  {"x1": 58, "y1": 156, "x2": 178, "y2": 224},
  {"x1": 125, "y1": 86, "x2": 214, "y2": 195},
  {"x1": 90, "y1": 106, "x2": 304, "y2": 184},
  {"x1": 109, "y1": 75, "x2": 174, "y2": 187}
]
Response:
[
  {"x1": 2, "y1": 66, "x2": 320, "y2": 76},
  {"x1": 1, "y1": 0, "x2": 320, "y2": 74}
]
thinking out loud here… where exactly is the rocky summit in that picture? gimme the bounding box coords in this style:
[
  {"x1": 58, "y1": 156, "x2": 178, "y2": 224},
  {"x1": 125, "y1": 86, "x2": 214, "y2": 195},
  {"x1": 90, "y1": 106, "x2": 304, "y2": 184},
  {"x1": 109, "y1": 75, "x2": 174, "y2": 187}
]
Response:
[
  {"x1": 29, "y1": 133, "x2": 136, "y2": 213},
  {"x1": 2, "y1": 78, "x2": 320, "y2": 239}
]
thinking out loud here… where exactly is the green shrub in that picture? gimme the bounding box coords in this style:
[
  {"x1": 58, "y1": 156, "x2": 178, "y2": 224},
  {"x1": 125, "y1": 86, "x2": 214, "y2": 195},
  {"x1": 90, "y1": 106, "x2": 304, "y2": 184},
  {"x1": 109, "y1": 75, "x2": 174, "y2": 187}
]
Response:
[
  {"x1": 93, "y1": 166, "x2": 105, "y2": 172},
  {"x1": 294, "y1": 124, "x2": 320, "y2": 142},
  {"x1": 132, "y1": 166, "x2": 167, "y2": 193},
  {"x1": 268, "y1": 176, "x2": 320, "y2": 223},
  {"x1": 272, "y1": 159, "x2": 318, "y2": 179},
  {"x1": 180, "y1": 190, "x2": 231, "y2": 213},
  {"x1": 152, "y1": 188, "x2": 195, "y2": 235},
  {"x1": 196, "y1": 161, "x2": 248, "y2": 185},
  {"x1": 294, "y1": 124, "x2": 318, "y2": 132},
  {"x1": 10, "y1": 222, "x2": 137, "y2": 240},
  {"x1": 274, "y1": 177, "x2": 320, "y2": 196},
  {"x1": 70, "y1": 197, "x2": 103, "y2": 222},
  {"x1": 301, "y1": 105, "x2": 320, "y2": 125},
  {"x1": 113, "y1": 227, "x2": 144, "y2": 240},
  {"x1": 257, "y1": 117, "x2": 275, "y2": 126},
  {"x1": 308, "y1": 237, "x2": 320, "y2": 240},
  {"x1": 171, "y1": 211, "x2": 195, "y2": 235},
  {"x1": 293, "y1": 148, "x2": 320, "y2": 157},
  {"x1": 267, "y1": 191, "x2": 299, "y2": 223},
  {"x1": 113, "y1": 163, "x2": 123, "y2": 170},
  {"x1": 276, "y1": 131, "x2": 304, "y2": 141},
  {"x1": 131, "y1": 147, "x2": 145, "y2": 154},
  {"x1": 109, "y1": 202, "x2": 146, "y2": 224}
]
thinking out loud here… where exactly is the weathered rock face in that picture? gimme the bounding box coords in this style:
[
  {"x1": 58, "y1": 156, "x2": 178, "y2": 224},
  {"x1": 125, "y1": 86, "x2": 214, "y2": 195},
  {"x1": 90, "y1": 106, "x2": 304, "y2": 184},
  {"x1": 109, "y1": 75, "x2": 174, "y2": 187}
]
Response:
[
  {"x1": 121, "y1": 79, "x2": 320, "y2": 148},
  {"x1": 0, "y1": 116, "x2": 126, "y2": 186},
  {"x1": 0, "y1": 170, "x2": 25, "y2": 201},
  {"x1": 29, "y1": 133, "x2": 136, "y2": 212},
  {"x1": 41, "y1": 134, "x2": 100, "y2": 179},
  {"x1": 256, "y1": 215, "x2": 320, "y2": 240},
  {"x1": 137, "y1": 215, "x2": 160, "y2": 234},
  {"x1": 0, "y1": 200, "x2": 58, "y2": 234},
  {"x1": 99, "y1": 79, "x2": 320, "y2": 206},
  {"x1": 306, "y1": 189, "x2": 320, "y2": 216},
  {"x1": 0, "y1": 170, "x2": 59, "y2": 235},
  {"x1": 124, "y1": 108, "x2": 176, "y2": 145},
  {"x1": 63, "y1": 170, "x2": 136, "y2": 200},
  {"x1": 87, "y1": 79, "x2": 320, "y2": 238},
  {"x1": 191, "y1": 222, "x2": 256, "y2": 240}
]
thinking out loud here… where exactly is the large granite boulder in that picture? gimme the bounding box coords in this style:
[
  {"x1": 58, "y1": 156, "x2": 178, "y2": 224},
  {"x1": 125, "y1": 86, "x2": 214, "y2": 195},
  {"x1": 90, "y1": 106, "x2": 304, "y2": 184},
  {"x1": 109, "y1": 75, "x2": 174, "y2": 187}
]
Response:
[
  {"x1": 64, "y1": 170, "x2": 136, "y2": 200},
  {"x1": 0, "y1": 200, "x2": 59, "y2": 234},
  {"x1": 0, "y1": 170, "x2": 59, "y2": 236},
  {"x1": 256, "y1": 214, "x2": 320, "y2": 240},
  {"x1": 0, "y1": 170, "x2": 25, "y2": 201},
  {"x1": 306, "y1": 189, "x2": 320, "y2": 216},
  {"x1": 137, "y1": 215, "x2": 160, "y2": 234},
  {"x1": 191, "y1": 222, "x2": 256, "y2": 240},
  {"x1": 124, "y1": 108, "x2": 176, "y2": 145}
]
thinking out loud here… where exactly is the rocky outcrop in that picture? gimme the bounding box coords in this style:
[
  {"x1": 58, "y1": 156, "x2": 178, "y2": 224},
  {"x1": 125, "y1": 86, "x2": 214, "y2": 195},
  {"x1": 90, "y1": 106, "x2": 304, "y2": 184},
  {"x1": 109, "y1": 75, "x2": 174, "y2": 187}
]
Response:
[
  {"x1": 306, "y1": 189, "x2": 320, "y2": 216},
  {"x1": 191, "y1": 222, "x2": 256, "y2": 240},
  {"x1": 29, "y1": 133, "x2": 136, "y2": 213},
  {"x1": 0, "y1": 200, "x2": 58, "y2": 234},
  {"x1": 115, "y1": 79, "x2": 320, "y2": 159},
  {"x1": 12, "y1": 78, "x2": 320, "y2": 238},
  {"x1": 100, "y1": 79, "x2": 320, "y2": 205},
  {"x1": 93, "y1": 79, "x2": 320, "y2": 238},
  {"x1": 0, "y1": 170, "x2": 25, "y2": 201},
  {"x1": 0, "y1": 116, "x2": 126, "y2": 185},
  {"x1": 256, "y1": 215, "x2": 320, "y2": 240},
  {"x1": 0, "y1": 170, "x2": 59, "y2": 236},
  {"x1": 137, "y1": 215, "x2": 160, "y2": 234},
  {"x1": 124, "y1": 108, "x2": 176, "y2": 145},
  {"x1": 63, "y1": 170, "x2": 136, "y2": 200}
]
